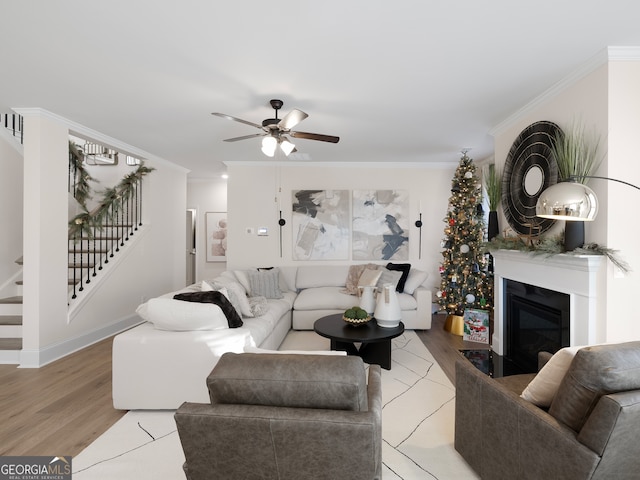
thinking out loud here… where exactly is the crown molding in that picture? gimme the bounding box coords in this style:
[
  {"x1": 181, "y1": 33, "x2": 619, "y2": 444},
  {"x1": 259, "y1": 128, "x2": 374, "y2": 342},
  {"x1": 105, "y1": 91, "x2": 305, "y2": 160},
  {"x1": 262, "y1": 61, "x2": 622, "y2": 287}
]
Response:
[
  {"x1": 224, "y1": 160, "x2": 458, "y2": 169},
  {"x1": 489, "y1": 46, "x2": 640, "y2": 138},
  {"x1": 11, "y1": 107, "x2": 190, "y2": 174}
]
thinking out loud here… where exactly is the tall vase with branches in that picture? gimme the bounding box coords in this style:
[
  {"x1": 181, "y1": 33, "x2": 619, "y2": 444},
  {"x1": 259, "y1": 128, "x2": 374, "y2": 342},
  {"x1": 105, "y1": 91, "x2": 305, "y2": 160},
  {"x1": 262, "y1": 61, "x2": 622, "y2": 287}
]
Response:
[
  {"x1": 550, "y1": 120, "x2": 603, "y2": 251},
  {"x1": 484, "y1": 164, "x2": 501, "y2": 240}
]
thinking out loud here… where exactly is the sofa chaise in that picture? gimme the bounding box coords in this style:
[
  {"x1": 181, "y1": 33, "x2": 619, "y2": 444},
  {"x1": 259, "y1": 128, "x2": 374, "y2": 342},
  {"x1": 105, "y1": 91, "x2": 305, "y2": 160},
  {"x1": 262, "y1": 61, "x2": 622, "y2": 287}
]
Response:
[{"x1": 113, "y1": 263, "x2": 432, "y2": 410}]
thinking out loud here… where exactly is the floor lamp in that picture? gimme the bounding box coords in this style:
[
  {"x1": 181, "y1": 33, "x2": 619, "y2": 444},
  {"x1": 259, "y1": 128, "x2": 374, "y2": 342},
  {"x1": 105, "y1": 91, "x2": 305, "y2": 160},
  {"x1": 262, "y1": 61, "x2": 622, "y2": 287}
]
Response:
[{"x1": 535, "y1": 176, "x2": 640, "y2": 248}]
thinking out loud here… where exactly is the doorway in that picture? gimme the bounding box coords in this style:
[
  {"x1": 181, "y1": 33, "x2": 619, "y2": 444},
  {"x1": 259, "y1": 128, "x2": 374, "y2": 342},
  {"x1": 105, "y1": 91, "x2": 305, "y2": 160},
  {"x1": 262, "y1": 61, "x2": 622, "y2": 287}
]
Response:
[{"x1": 186, "y1": 209, "x2": 196, "y2": 285}]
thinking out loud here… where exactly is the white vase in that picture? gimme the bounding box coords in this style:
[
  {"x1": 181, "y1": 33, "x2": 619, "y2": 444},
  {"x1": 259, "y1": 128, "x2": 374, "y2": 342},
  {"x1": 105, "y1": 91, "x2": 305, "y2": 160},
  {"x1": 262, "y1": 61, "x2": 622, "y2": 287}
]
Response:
[
  {"x1": 374, "y1": 283, "x2": 402, "y2": 328},
  {"x1": 358, "y1": 286, "x2": 376, "y2": 316}
]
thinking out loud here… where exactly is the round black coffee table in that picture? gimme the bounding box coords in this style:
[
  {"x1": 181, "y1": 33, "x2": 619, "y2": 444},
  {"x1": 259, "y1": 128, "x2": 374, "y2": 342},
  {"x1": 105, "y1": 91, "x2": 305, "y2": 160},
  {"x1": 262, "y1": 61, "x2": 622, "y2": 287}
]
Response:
[{"x1": 313, "y1": 314, "x2": 405, "y2": 370}]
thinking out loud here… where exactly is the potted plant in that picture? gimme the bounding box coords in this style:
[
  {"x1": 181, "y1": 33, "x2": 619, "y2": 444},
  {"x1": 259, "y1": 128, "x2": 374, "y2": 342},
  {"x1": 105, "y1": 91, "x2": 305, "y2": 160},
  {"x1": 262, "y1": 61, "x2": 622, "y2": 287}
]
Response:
[
  {"x1": 550, "y1": 120, "x2": 603, "y2": 250},
  {"x1": 484, "y1": 163, "x2": 502, "y2": 240}
]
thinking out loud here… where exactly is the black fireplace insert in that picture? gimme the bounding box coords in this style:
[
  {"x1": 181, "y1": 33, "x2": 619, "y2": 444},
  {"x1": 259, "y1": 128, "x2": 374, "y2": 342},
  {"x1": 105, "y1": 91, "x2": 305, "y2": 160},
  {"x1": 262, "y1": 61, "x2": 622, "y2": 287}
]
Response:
[{"x1": 505, "y1": 279, "x2": 570, "y2": 373}]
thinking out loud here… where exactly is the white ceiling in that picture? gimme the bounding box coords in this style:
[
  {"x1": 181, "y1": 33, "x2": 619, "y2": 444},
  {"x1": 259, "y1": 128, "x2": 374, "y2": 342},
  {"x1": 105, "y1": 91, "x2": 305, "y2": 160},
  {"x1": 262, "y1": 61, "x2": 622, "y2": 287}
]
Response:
[{"x1": 2, "y1": 1, "x2": 640, "y2": 179}]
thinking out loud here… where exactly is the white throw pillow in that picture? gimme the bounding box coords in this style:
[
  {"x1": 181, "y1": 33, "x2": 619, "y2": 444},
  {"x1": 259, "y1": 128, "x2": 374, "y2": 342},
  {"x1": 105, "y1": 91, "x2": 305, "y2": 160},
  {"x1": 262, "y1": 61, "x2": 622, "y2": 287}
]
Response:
[
  {"x1": 232, "y1": 270, "x2": 252, "y2": 294},
  {"x1": 520, "y1": 346, "x2": 583, "y2": 407},
  {"x1": 403, "y1": 269, "x2": 429, "y2": 294},
  {"x1": 376, "y1": 269, "x2": 403, "y2": 290},
  {"x1": 140, "y1": 298, "x2": 229, "y2": 331},
  {"x1": 210, "y1": 279, "x2": 253, "y2": 318},
  {"x1": 358, "y1": 268, "x2": 382, "y2": 287}
]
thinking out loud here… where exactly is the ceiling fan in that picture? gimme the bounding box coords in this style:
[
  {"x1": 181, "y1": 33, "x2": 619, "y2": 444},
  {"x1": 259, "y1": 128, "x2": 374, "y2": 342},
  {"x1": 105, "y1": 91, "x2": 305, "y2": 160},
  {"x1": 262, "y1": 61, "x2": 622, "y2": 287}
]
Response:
[{"x1": 211, "y1": 99, "x2": 339, "y2": 157}]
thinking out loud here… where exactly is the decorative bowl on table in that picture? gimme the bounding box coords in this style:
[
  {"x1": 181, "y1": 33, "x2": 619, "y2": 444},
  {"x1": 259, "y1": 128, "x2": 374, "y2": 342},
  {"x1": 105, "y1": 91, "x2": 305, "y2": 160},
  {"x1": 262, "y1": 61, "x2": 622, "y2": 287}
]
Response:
[{"x1": 342, "y1": 306, "x2": 372, "y2": 327}]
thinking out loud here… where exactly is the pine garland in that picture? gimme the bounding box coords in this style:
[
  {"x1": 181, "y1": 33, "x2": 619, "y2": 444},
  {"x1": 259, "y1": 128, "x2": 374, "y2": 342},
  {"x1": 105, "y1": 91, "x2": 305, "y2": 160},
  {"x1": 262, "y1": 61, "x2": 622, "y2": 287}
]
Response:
[
  {"x1": 69, "y1": 162, "x2": 155, "y2": 238},
  {"x1": 484, "y1": 234, "x2": 631, "y2": 273},
  {"x1": 69, "y1": 141, "x2": 96, "y2": 208}
]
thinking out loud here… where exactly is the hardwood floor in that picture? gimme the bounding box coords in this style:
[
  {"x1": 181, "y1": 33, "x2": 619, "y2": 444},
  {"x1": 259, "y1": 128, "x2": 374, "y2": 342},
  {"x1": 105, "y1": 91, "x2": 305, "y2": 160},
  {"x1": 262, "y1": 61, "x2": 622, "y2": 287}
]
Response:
[
  {"x1": 0, "y1": 337, "x2": 126, "y2": 457},
  {"x1": 416, "y1": 313, "x2": 491, "y2": 383},
  {"x1": 0, "y1": 314, "x2": 489, "y2": 457}
]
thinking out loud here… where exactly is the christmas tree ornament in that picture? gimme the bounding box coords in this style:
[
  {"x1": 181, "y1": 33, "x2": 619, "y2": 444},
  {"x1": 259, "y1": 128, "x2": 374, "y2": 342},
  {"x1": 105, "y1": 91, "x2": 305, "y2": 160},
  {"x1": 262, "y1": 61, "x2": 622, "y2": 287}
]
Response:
[
  {"x1": 465, "y1": 294, "x2": 476, "y2": 303},
  {"x1": 460, "y1": 244, "x2": 470, "y2": 253},
  {"x1": 436, "y1": 290, "x2": 443, "y2": 298},
  {"x1": 465, "y1": 171, "x2": 473, "y2": 179}
]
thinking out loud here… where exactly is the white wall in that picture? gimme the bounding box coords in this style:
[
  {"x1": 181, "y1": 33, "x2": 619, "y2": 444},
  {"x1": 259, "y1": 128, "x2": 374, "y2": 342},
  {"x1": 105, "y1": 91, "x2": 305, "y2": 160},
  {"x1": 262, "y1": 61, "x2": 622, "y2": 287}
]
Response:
[
  {"x1": 0, "y1": 134, "x2": 23, "y2": 294},
  {"x1": 491, "y1": 51, "x2": 640, "y2": 344},
  {"x1": 187, "y1": 178, "x2": 228, "y2": 282},
  {"x1": 606, "y1": 59, "x2": 640, "y2": 341},
  {"x1": 225, "y1": 162, "x2": 457, "y2": 291},
  {"x1": 16, "y1": 109, "x2": 189, "y2": 366}
]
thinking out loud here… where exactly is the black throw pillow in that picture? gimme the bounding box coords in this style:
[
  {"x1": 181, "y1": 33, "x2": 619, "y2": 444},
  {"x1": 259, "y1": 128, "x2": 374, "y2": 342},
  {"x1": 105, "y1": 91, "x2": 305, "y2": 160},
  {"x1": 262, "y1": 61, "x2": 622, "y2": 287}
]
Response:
[
  {"x1": 386, "y1": 263, "x2": 411, "y2": 293},
  {"x1": 173, "y1": 291, "x2": 243, "y2": 328}
]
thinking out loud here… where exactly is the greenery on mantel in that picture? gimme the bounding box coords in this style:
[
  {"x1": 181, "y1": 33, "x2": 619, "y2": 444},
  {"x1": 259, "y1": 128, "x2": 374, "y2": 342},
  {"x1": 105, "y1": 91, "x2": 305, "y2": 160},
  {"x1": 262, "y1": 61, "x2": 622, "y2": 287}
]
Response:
[
  {"x1": 483, "y1": 234, "x2": 631, "y2": 273},
  {"x1": 69, "y1": 162, "x2": 155, "y2": 239},
  {"x1": 483, "y1": 163, "x2": 502, "y2": 211},
  {"x1": 551, "y1": 119, "x2": 603, "y2": 183}
]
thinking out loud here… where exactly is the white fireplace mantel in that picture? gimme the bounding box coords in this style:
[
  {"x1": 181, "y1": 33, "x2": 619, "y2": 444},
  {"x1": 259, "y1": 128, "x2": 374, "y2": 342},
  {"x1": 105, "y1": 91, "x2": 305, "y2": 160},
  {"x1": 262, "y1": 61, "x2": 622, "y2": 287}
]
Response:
[{"x1": 491, "y1": 249, "x2": 605, "y2": 355}]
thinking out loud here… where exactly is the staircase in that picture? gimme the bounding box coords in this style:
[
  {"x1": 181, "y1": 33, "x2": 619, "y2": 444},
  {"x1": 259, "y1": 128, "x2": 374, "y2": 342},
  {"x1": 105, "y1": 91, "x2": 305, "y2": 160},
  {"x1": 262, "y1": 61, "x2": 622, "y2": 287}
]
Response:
[
  {"x1": 0, "y1": 112, "x2": 153, "y2": 365},
  {"x1": 0, "y1": 258, "x2": 23, "y2": 363}
]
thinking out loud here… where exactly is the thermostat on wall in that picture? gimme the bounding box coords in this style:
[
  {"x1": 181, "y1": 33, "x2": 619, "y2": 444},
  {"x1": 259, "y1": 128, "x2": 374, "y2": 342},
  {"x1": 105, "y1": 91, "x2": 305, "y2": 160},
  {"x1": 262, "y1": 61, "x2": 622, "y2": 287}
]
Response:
[{"x1": 257, "y1": 227, "x2": 268, "y2": 236}]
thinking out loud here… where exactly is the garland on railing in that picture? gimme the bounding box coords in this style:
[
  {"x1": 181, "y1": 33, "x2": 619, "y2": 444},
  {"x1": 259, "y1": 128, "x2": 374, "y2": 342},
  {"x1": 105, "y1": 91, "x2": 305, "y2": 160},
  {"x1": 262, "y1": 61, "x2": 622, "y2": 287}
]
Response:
[
  {"x1": 68, "y1": 162, "x2": 155, "y2": 238},
  {"x1": 483, "y1": 234, "x2": 631, "y2": 273},
  {"x1": 69, "y1": 141, "x2": 96, "y2": 208}
]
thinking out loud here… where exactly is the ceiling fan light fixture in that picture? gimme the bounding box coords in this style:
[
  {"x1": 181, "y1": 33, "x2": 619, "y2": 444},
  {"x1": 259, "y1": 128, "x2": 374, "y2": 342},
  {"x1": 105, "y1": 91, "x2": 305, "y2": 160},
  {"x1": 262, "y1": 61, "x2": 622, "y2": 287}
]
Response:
[
  {"x1": 261, "y1": 136, "x2": 277, "y2": 157},
  {"x1": 280, "y1": 138, "x2": 296, "y2": 156}
]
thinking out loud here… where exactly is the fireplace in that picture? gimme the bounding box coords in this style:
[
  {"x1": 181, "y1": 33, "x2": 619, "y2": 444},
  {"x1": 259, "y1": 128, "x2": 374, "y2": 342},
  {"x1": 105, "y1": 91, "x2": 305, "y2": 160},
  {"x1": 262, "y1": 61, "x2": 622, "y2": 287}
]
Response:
[
  {"x1": 491, "y1": 250, "x2": 605, "y2": 360},
  {"x1": 505, "y1": 279, "x2": 570, "y2": 373}
]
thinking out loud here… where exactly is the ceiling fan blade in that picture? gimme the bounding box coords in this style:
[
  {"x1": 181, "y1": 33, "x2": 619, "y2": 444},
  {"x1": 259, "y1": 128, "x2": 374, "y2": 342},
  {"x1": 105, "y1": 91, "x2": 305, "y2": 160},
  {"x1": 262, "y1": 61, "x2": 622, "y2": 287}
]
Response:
[
  {"x1": 290, "y1": 131, "x2": 340, "y2": 143},
  {"x1": 278, "y1": 109, "x2": 308, "y2": 130},
  {"x1": 211, "y1": 112, "x2": 263, "y2": 130},
  {"x1": 223, "y1": 133, "x2": 266, "y2": 142}
]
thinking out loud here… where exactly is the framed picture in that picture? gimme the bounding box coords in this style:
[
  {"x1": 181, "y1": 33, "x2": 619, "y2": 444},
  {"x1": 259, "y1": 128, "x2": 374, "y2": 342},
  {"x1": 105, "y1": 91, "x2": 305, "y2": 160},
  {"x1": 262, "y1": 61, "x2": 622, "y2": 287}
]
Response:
[
  {"x1": 291, "y1": 189, "x2": 350, "y2": 260},
  {"x1": 205, "y1": 212, "x2": 227, "y2": 262},
  {"x1": 463, "y1": 308, "x2": 490, "y2": 344},
  {"x1": 352, "y1": 189, "x2": 409, "y2": 260}
]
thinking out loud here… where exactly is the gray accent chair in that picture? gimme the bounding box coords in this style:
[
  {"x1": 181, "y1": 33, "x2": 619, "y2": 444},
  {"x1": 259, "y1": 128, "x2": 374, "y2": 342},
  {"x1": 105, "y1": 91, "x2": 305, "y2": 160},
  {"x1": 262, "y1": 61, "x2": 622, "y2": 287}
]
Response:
[
  {"x1": 175, "y1": 352, "x2": 382, "y2": 480},
  {"x1": 455, "y1": 341, "x2": 640, "y2": 480}
]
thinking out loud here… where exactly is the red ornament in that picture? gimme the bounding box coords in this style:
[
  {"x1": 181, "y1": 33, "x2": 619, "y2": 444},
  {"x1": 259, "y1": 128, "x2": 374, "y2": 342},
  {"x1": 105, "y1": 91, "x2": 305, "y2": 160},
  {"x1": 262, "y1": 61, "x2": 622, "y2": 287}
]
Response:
[{"x1": 449, "y1": 218, "x2": 455, "y2": 226}]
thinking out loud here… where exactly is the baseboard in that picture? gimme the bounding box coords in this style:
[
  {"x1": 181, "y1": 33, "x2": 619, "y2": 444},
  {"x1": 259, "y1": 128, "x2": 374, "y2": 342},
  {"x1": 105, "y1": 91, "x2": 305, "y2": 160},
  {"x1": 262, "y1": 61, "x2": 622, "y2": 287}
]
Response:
[{"x1": 19, "y1": 315, "x2": 143, "y2": 368}]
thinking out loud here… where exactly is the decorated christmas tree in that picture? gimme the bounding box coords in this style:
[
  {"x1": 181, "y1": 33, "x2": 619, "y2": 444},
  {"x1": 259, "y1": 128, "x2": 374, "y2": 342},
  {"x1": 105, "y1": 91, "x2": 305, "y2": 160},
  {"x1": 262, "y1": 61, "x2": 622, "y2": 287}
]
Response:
[{"x1": 437, "y1": 152, "x2": 493, "y2": 317}]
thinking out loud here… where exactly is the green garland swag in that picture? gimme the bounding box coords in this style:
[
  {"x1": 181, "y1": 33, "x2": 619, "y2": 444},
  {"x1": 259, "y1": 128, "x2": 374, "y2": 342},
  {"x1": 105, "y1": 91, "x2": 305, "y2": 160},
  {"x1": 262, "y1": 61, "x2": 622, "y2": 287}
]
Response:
[
  {"x1": 68, "y1": 162, "x2": 155, "y2": 239},
  {"x1": 483, "y1": 234, "x2": 631, "y2": 273},
  {"x1": 69, "y1": 141, "x2": 96, "y2": 209}
]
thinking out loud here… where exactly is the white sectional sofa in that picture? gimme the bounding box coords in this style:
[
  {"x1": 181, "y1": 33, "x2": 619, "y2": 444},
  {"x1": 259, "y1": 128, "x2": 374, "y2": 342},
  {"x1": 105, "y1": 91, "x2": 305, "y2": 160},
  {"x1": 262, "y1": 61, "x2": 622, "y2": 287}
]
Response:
[{"x1": 112, "y1": 264, "x2": 432, "y2": 410}]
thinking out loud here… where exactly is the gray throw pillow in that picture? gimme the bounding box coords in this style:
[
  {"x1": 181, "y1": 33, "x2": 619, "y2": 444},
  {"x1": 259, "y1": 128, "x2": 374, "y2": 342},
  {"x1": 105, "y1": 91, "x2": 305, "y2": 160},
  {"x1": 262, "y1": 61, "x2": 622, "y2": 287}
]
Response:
[{"x1": 248, "y1": 268, "x2": 283, "y2": 299}]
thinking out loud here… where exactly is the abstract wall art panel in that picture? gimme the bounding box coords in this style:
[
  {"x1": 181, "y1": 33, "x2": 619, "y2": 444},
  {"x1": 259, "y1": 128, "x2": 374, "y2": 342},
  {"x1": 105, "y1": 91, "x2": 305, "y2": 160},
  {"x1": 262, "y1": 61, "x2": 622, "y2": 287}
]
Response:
[
  {"x1": 292, "y1": 189, "x2": 350, "y2": 260},
  {"x1": 352, "y1": 189, "x2": 409, "y2": 260}
]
